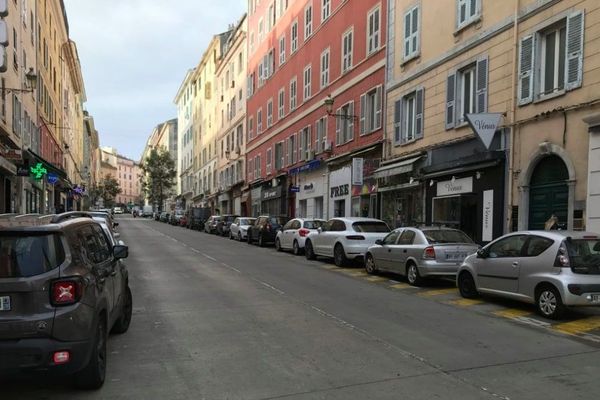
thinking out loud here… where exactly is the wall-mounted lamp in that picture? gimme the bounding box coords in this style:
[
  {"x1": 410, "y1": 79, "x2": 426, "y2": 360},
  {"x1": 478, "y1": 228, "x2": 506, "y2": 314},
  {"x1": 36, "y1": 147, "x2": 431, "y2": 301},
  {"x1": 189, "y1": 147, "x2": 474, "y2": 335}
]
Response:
[
  {"x1": 409, "y1": 177, "x2": 415, "y2": 185},
  {"x1": 476, "y1": 171, "x2": 482, "y2": 180},
  {"x1": 323, "y1": 94, "x2": 358, "y2": 121},
  {"x1": 451, "y1": 176, "x2": 457, "y2": 183},
  {"x1": 429, "y1": 179, "x2": 436, "y2": 187}
]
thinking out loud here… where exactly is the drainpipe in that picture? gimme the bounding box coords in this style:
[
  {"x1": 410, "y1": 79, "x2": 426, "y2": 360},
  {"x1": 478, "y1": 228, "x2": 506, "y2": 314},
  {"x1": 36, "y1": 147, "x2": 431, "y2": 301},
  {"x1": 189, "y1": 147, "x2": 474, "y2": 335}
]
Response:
[{"x1": 507, "y1": 0, "x2": 520, "y2": 233}]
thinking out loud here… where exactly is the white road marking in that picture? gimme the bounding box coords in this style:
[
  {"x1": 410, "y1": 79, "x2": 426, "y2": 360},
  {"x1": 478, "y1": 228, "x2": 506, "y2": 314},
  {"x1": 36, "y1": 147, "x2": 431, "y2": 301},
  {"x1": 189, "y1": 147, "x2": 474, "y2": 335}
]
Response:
[
  {"x1": 252, "y1": 278, "x2": 284, "y2": 295},
  {"x1": 203, "y1": 254, "x2": 217, "y2": 261},
  {"x1": 222, "y1": 263, "x2": 241, "y2": 273}
]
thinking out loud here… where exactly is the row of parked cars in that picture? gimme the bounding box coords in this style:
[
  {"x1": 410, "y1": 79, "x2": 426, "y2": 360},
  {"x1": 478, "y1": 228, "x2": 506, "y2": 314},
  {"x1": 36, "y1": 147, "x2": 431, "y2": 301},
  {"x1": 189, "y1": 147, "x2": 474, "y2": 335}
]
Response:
[{"x1": 178, "y1": 213, "x2": 600, "y2": 320}]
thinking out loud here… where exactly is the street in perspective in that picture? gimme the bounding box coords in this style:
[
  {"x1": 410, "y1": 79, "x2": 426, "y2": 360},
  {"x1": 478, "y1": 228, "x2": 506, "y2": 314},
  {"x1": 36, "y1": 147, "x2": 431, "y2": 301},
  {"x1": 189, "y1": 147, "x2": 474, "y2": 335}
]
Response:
[{"x1": 1, "y1": 0, "x2": 600, "y2": 399}]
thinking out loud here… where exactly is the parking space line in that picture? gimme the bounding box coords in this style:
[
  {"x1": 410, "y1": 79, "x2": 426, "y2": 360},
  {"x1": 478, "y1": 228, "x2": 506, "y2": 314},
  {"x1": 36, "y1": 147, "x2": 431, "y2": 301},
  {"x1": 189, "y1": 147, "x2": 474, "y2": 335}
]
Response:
[
  {"x1": 389, "y1": 283, "x2": 414, "y2": 290},
  {"x1": 338, "y1": 270, "x2": 368, "y2": 277},
  {"x1": 493, "y1": 309, "x2": 532, "y2": 319},
  {"x1": 321, "y1": 265, "x2": 339, "y2": 270},
  {"x1": 364, "y1": 276, "x2": 389, "y2": 283},
  {"x1": 417, "y1": 288, "x2": 458, "y2": 297},
  {"x1": 447, "y1": 298, "x2": 485, "y2": 307},
  {"x1": 553, "y1": 317, "x2": 600, "y2": 335}
]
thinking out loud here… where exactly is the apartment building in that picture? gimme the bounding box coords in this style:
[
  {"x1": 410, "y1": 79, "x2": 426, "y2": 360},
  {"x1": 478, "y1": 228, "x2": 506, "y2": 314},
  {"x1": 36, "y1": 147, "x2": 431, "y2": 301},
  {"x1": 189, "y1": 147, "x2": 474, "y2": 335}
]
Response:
[
  {"x1": 215, "y1": 15, "x2": 247, "y2": 215},
  {"x1": 115, "y1": 155, "x2": 141, "y2": 207},
  {"x1": 174, "y1": 69, "x2": 196, "y2": 208},
  {"x1": 246, "y1": 0, "x2": 387, "y2": 219},
  {"x1": 384, "y1": 0, "x2": 599, "y2": 243}
]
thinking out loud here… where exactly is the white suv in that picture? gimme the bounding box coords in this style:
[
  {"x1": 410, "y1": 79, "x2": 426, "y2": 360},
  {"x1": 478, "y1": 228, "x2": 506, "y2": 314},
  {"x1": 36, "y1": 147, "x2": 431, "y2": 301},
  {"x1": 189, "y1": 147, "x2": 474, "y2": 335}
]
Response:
[
  {"x1": 304, "y1": 217, "x2": 391, "y2": 267},
  {"x1": 275, "y1": 218, "x2": 326, "y2": 255}
]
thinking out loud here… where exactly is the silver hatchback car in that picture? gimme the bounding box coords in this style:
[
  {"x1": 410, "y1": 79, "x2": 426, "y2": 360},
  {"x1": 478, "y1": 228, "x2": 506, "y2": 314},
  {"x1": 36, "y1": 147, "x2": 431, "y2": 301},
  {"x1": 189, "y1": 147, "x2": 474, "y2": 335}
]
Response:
[{"x1": 457, "y1": 231, "x2": 600, "y2": 319}]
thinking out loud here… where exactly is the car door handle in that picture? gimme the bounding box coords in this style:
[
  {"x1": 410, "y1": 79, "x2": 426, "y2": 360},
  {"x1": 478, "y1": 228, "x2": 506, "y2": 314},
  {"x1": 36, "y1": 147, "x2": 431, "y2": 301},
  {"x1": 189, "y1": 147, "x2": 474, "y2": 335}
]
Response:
[{"x1": 512, "y1": 261, "x2": 519, "y2": 267}]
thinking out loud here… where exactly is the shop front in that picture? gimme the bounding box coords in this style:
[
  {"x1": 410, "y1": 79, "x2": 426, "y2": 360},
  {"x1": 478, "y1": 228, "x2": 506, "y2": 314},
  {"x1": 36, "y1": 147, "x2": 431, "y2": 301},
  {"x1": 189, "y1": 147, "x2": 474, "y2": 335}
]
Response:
[
  {"x1": 218, "y1": 192, "x2": 231, "y2": 214},
  {"x1": 0, "y1": 155, "x2": 17, "y2": 213},
  {"x1": 422, "y1": 143, "x2": 505, "y2": 244},
  {"x1": 250, "y1": 185, "x2": 262, "y2": 217},
  {"x1": 351, "y1": 158, "x2": 380, "y2": 219},
  {"x1": 328, "y1": 166, "x2": 352, "y2": 218},
  {"x1": 294, "y1": 169, "x2": 326, "y2": 219}
]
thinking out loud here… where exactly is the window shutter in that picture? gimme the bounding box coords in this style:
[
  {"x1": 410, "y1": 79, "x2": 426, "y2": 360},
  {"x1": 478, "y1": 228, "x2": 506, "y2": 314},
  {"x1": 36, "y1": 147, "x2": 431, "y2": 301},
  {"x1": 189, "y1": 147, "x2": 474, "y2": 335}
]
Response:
[
  {"x1": 518, "y1": 35, "x2": 535, "y2": 105},
  {"x1": 335, "y1": 111, "x2": 341, "y2": 145},
  {"x1": 292, "y1": 134, "x2": 297, "y2": 164},
  {"x1": 394, "y1": 99, "x2": 402, "y2": 144},
  {"x1": 404, "y1": 11, "x2": 411, "y2": 58},
  {"x1": 476, "y1": 56, "x2": 488, "y2": 113},
  {"x1": 445, "y1": 73, "x2": 456, "y2": 129},
  {"x1": 566, "y1": 11, "x2": 585, "y2": 91},
  {"x1": 375, "y1": 86, "x2": 382, "y2": 130},
  {"x1": 348, "y1": 102, "x2": 355, "y2": 140},
  {"x1": 360, "y1": 94, "x2": 366, "y2": 134},
  {"x1": 415, "y1": 88, "x2": 424, "y2": 139}
]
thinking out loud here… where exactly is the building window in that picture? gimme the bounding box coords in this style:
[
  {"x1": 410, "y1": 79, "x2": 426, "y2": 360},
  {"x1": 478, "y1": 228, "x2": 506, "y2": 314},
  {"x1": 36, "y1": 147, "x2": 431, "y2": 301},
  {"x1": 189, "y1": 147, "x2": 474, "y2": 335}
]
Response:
[
  {"x1": 303, "y1": 65, "x2": 312, "y2": 101},
  {"x1": 257, "y1": 108, "x2": 263, "y2": 134},
  {"x1": 404, "y1": 5, "x2": 419, "y2": 60},
  {"x1": 267, "y1": 99, "x2": 273, "y2": 128},
  {"x1": 248, "y1": 116, "x2": 254, "y2": 140},
  {"x1": 457, "y1": 0, "x2": 481, "y2": 29},
  {"x1": 275, "y1": 141, "x2": 284, "y2": 170},
  {"x1": 287, "y1": 134, "x2": 297, "y2": 166},
  {"x1": 300, "y1": 126, "x2": 312, "y2": 161},
  {"x1": 445, "y1": 57, "x2": 488, "y2": 128},
  {"x1": 268, "y1": 2, "x2": 275, "y2": 30},
  {"x1": 290, "y1": 77, "x2": 297, "y2": 110},
  {"x1": 335, "y1": 102, "x2": 354, "y2": 145},
  {"x1": 291, "y1": 20, "x2": 298, "y2": 53},
  {"x1": 367, "y1": 6, "x2": 381, "y2": 55},
  {"x1": 266, "y1": 148, "x2": 272, "y2": 175},
  {"x1": 342, "y1": 28, "x2": 353, "y2": 73},
  {"x1": 394, "y1": 88, "x2": 424, "y2": 145},
  {"x1": 320, "y1": 48, "x2": 330, "y2": 89},
  {"x1": 258, "y1": 18, "x2": 264, "y2": 42},
  {"x1": 457, "y1": 64, "x2": 476, "y2": 124},
  {"x1": 360, "y1": 85, "x2": 383, "y2": 135},
  {"x1": 322, "y1": 0, "x2": 331, "y2": 22},
  {"x1": 316, "y1": 117, "x2": 327, "y2": 153},
  {"x1": 279, "y1": 35, "x2": 286, "y2": 65},
  {"x1": 304, "y1": 4, "x2": 313, "y2": 39},
  {"x1": 278, "y1": 88, "x2": 285, "y2": 119}
]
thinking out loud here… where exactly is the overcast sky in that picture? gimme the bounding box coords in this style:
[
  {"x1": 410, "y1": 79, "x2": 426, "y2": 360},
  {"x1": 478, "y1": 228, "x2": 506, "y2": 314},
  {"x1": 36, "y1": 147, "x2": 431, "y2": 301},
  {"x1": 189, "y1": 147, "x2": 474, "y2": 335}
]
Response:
[{"x1": 64, "y1": 0, "x2": 247, "y2": 161}]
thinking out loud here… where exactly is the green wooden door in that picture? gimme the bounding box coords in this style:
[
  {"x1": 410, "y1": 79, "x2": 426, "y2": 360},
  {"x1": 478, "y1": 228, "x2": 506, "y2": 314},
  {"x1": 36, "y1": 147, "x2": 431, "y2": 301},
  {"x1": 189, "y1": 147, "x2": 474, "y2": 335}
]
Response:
[{"x1": 528, "y1": 156, "x2": 569, "y2": 230}]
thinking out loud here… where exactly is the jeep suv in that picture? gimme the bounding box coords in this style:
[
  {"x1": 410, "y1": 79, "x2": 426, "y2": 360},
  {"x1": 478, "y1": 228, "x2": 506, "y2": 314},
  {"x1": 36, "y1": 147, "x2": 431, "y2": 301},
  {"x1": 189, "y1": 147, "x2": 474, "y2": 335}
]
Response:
[{"x1": 0, "y1": 212, "x2": 132, "y2": 389}]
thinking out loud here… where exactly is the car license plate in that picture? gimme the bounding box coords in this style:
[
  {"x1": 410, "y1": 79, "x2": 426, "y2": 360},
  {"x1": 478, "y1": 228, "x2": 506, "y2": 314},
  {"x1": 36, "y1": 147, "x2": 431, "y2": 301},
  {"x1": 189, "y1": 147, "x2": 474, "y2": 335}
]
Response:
[
  {"x1": 592, "y1": 294, "x2": 600, "y2": 303},
  {"x1": 446, "y1": 252, "x2": 467, "y2": 261},
  {"x1": 0, "y1": 296, "x2": 10, "y2": 311}
]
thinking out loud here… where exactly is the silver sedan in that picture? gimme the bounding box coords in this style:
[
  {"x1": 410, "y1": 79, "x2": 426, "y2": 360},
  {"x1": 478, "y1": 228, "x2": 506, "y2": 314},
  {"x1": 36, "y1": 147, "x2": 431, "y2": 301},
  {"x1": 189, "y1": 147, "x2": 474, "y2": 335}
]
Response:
[{"x1": 365, "y1": 227, "x2": 479, "y2": 286}]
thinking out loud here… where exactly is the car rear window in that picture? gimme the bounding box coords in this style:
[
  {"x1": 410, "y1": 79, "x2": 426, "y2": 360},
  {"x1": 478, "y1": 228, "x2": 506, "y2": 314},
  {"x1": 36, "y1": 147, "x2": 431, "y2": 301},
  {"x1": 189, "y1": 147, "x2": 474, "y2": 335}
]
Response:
[
  {"x1": 566, "y1": 239, "x2": 600, "y2": 273},
  {"x1": 304, "y1": 220, "x2": 324, "y2": 229},
  {"x1": 270, "y1": 217, "x2": 288, "y2": 225},
  {"x1": 0, "y1": 233, "x2": 66, "y2": 278},
  {"x1": 352, "y1": 221, "x2": 390, "y2": 233},
  {"x1": 424, "y1": 230, "x2": 474, "y2": 244}
]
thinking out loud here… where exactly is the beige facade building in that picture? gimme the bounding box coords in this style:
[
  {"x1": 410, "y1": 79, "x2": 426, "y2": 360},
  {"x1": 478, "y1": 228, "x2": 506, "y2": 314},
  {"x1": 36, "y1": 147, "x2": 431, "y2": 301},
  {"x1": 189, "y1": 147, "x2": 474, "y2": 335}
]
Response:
[
  {"x1": 384, "y1": 0, "x2": 600, "y2": 242},
  {"x1": 115, "y1": 155, "x2": 141, "y2": 207}
]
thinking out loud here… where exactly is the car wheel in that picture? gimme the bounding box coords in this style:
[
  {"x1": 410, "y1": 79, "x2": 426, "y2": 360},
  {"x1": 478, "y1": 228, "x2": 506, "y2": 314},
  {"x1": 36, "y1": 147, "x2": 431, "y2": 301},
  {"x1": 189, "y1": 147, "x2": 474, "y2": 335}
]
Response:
[
  {"x1": 334, "y1": 244, "x2": 347, "y2": 267},
  {"x1": 305, "y1": 240, "x2": 316, "y2": 260},
  {"x1": 536, "y1": 285, "x2": 565, "y2": 320},
  {"x1": 275, "y1": 238, "x2": 282, "y2": 252},
  {"x1": 75, "y1": 316, "x2": 107, "y2": 389},
  {"x1": 111, "y1": 285, "x2": 133, "y2": 334},
  {"x1": 258, "y1": 234, "x2": 265, "y2": 247},
  {"x1": 406, "y1": 263, "x2": 423, "y2": 286},
  {"x1": 292, "y1": 240, "x2": 301, "y2": 256},
  {"x1": 365, "y1": 253, "x2": 377, "y2": 275},
  {"x1": 458, "y1": 272, "x2": 479, "y2": 299}
]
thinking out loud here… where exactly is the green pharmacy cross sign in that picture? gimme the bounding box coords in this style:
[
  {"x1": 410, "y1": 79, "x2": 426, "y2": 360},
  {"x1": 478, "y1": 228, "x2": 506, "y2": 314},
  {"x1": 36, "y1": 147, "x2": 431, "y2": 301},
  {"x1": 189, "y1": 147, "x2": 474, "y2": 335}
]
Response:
[{"x1": 30, "y1": 163, "x2": 48, "y2": 180}]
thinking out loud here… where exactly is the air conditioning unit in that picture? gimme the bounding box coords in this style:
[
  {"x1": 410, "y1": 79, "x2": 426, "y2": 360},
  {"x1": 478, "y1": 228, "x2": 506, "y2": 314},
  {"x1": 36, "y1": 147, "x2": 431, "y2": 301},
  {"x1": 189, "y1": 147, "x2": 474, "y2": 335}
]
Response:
[
  {"x1": 307, "y1": 150, "x2": 315, "y2": 160},
  {"x1": 324, "y1": 141, "x2": 333, "y2": 153}
]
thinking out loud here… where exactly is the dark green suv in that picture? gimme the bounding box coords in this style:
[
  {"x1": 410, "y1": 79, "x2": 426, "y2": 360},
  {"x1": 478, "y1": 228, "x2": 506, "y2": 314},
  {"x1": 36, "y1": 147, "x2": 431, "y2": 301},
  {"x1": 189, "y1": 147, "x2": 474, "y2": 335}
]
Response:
[{"x1": 0, "y1": 212, "x2": 132, "y2": 389}]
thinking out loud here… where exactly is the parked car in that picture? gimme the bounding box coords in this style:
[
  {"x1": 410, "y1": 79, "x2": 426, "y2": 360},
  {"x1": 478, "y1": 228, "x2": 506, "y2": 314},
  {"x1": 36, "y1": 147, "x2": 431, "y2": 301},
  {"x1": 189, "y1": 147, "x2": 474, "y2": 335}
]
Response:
[
  {"x1": 247, "y1": 215, "x2": 290, "y2": 247},
  {"x1": 142, "y1": 205, "x2": 154, "y2": 218},
  {"x1": 216, "y1": 215, "x2": 240, "y2": 236},
  {"x1": 457, "y1": 231, "x2": 600, "y2": 319},
  {"x1": 276, "y1": 218, "x2": 326, "y2": 255},
  {"x1": 179, "y1": 213, "x2": 188, "y2": 227},
  {"x1": 113, "y1": 206, "x2": 124, "y2": 214},
  {"x1": 170, "y1": 210, "x2": 184, "y2": 225},
  {"x1": 159, "y1": 212, "x2": 170, "y2": 222},
  {"x1": 188, "y1": 207, "x2": 212, "y2": 230},
  {"x1": 204, "y1": 215, "x2": 223, "y2": 234},
  {"x1": 229, "y1": 217, "x2": 256, "y2": 241},
  {"x1": 304, "y1": 218, "x2": 391, "y2": 266},
  {"x1": 365, "y1": 227, "x2": 479, "y2": 286},
  {"x1": 0, "y1": 212, "x2": 132, "y2": 389}
]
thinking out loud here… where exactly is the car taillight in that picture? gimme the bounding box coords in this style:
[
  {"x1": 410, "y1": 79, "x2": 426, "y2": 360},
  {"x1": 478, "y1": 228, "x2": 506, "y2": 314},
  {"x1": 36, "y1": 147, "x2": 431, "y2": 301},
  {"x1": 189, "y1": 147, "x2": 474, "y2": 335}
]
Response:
[
  {"x1": 299, "y1": 228, "x2": 310, "y2": 237},
  {"x1": 554, "y1": 243, "x2": 570, "y2": 268},
  {"x1": 423, "y1": 246, "x2": 436, "y2": 259},
  {"x1": 51, "y1": 279, "x2": 82, "y2": 306},
  {"x1": 346, "y1": 235, "x2": 365, "y2": 240},
  {"x1": 53, "y1": 351, "x2": 70, "y2": 365}
]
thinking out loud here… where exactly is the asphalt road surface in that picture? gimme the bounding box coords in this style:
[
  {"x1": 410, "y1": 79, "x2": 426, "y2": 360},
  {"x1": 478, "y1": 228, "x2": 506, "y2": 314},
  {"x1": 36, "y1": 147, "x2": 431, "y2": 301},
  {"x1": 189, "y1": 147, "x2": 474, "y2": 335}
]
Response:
[{"x1": 5, "y1": 215, "x2": 600, "y2": 399}]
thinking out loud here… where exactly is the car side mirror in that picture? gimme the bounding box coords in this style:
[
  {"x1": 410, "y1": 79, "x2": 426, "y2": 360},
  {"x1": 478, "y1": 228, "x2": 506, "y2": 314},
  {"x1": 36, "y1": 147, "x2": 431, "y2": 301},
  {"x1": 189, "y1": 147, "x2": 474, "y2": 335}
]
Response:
[
  {"x1": 113, "y1": 245, "x2": 129, "y2": 260},
  {"x1": 477, "y1": 249, "x2": 488, "y2": 259},
  {"x1": 375, "y1": 239, "x2": 384, "y2": 246}
]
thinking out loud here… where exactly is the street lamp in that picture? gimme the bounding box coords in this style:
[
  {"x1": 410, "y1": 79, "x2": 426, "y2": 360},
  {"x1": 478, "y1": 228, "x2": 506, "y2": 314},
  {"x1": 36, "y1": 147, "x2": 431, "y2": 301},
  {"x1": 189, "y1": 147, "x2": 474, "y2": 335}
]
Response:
[{"x1": 323, "y1": 94, "x2": 358, "y2": 121}]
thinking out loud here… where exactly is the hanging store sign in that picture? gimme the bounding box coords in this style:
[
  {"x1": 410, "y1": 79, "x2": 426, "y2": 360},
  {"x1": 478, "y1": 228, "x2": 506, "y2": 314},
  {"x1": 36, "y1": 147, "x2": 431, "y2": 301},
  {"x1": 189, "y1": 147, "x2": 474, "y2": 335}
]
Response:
[
  {"x1": 47, "y1": 173, "x2": 59, "y2": 185},
  {"x1": 482, "y1": 190, "x2": 494, "y2": 242},
  {"x1": 437, "y1": 177, "x2": 473, "y2": 196},
  {"x1": 30, "y1": 163, "x2": 48, "y2": 180},
  {"x1": 352, "y1": 158, "x2": 364, "y2": 186},
  {"x1": 466, "y1": 113, "x2": 503, "y2": 150}
]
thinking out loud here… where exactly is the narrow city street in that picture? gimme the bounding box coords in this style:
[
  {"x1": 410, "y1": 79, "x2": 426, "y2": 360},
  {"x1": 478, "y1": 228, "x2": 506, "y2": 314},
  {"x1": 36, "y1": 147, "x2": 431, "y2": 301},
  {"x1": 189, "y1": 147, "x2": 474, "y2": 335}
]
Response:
[{"x1": 4, "y1": 215, "x2": 600, "y2": 399}]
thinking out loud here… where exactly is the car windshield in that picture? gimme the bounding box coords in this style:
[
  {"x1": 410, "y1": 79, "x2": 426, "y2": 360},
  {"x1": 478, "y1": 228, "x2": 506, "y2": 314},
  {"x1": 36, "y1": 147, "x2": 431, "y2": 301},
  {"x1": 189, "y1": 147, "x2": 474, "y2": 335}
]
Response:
[
  {"x1": 424, "y1": 230, "x2": 474, "y2": 244},
  {"x1": 566, "y1": 239, "x2": 600, "y2": 269},
  {"x1": 0, "y1": 233, "x2": 65, "y2": 278},
  {"x1": 240, "y1": 219, "x2": 254, "y2": 225},
  {"x1": 352, "y1": 221, "x2": 391, "y2": 233},
  {"x1": 304, "y1": 220, "x2": 324, "y2": 229}
]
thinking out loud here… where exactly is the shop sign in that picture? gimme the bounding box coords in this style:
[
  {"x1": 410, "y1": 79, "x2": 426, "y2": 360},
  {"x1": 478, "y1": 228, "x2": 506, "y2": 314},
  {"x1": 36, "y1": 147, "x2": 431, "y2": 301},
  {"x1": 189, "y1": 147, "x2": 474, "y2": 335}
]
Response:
[
  {"x1": 482, "y1": 190, "x2": 494, "y2": 242},
  {"x1": 330, "y1": 184, "x2": 350, "y2": 198},
  {"x1": 303, "y1": 183, "x2": 314, "y2": 192},
  {"x1": 262, "y1": 186, "x2": 282, "y2": 200},
  {"x1": 437, "y1": 177, "x2": 473, "y2": 196},
  {"x1": 0, "y1": 148, "x2": 22, "y2": 161},
  {"x1": 16, "y1": 165, "x2": 30, "y2": 176},
  {"x1": 289, "y1": 185, "x2": 300, "y2": 193},
  {"x1": 47, "y1": 173, "x2": 59, "y2": 185},
  {"x1": 352, "y1": 158, "x2": 364, "y2": 186},
  {"x1": 466, "y1": 113, "x2": 502, "y2": 150},
  {"x1": 30, "y1": 163, "x2": 48, "y2": 180}
]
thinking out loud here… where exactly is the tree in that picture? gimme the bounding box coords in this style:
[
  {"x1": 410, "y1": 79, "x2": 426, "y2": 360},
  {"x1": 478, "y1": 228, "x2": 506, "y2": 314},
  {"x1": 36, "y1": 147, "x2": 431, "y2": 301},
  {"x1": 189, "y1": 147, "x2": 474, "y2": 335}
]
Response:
[
  {"x1": 90, "y1": 174, "x2": 122, "y2": 208},
  {"x1": 140, "y1": 147, "x2": 176, "y2": 212}
]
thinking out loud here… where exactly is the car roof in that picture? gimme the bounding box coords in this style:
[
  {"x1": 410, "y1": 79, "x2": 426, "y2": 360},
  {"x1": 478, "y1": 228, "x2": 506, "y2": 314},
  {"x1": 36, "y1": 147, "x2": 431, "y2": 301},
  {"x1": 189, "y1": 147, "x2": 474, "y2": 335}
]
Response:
[
  {"x1": 331, "y1": 217, "x2": 385, "y2": 223},
  {"x1": 0, "y1": 215, "x2": 97, "y2": 232},
  {"x1": 508, "y1": 230, "x2": 600, "y2": 240}
]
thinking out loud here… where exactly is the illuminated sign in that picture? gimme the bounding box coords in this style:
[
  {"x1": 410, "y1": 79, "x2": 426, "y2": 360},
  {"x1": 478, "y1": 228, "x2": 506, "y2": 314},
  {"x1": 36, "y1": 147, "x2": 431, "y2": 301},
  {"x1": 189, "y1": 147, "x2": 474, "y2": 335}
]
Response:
[
  {"x1": 47, "y1": 173, "x2": 59, "y2": 185},
  {"x1": 30, "y1": 163, "x2": 47, "y2": 180}
]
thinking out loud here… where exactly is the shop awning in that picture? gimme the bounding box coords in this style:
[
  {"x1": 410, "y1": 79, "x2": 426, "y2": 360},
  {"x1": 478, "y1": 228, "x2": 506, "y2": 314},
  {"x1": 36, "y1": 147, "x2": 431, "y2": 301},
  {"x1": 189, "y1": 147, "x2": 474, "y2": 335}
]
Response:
[{"x1": 373, "y1": 156, "x2": 422, "y2": 179}]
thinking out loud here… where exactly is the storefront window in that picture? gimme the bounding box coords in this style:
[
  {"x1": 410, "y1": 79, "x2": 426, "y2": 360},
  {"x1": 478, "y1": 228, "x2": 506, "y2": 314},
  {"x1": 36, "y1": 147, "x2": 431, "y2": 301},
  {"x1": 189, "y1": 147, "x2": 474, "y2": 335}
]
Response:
[
  {"x1": 351, "y1": 196, "x2": 372, "y2": 217},
  {"x1": 381, "y1": 188, "x2": 422, "y2": 228},
  {"x1": 432, "y1": 196, "x2": 461, "y2": 225},
  {"x1": 334, "y1": 199, "x2": 345, "y2": 217},
  {"x1": 299, "y1": 199, "x2": 307, "y2": 217},
  {"x1": 314, "y1": 197, "x2": 323, "y2": 219}
]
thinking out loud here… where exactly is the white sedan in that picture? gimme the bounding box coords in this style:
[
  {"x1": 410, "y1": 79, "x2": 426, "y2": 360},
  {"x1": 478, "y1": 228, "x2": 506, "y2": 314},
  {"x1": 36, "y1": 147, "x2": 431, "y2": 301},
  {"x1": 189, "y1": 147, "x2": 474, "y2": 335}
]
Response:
[
  {"x1": 275, "y1": 218, "x2": 326, "y2": 255},
  {"x1": 229, "y1": 217, "x2": 256, "y2": 241},
  {"x1": 304, "y1": 217, "x2": 391, "y2": 267}
]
